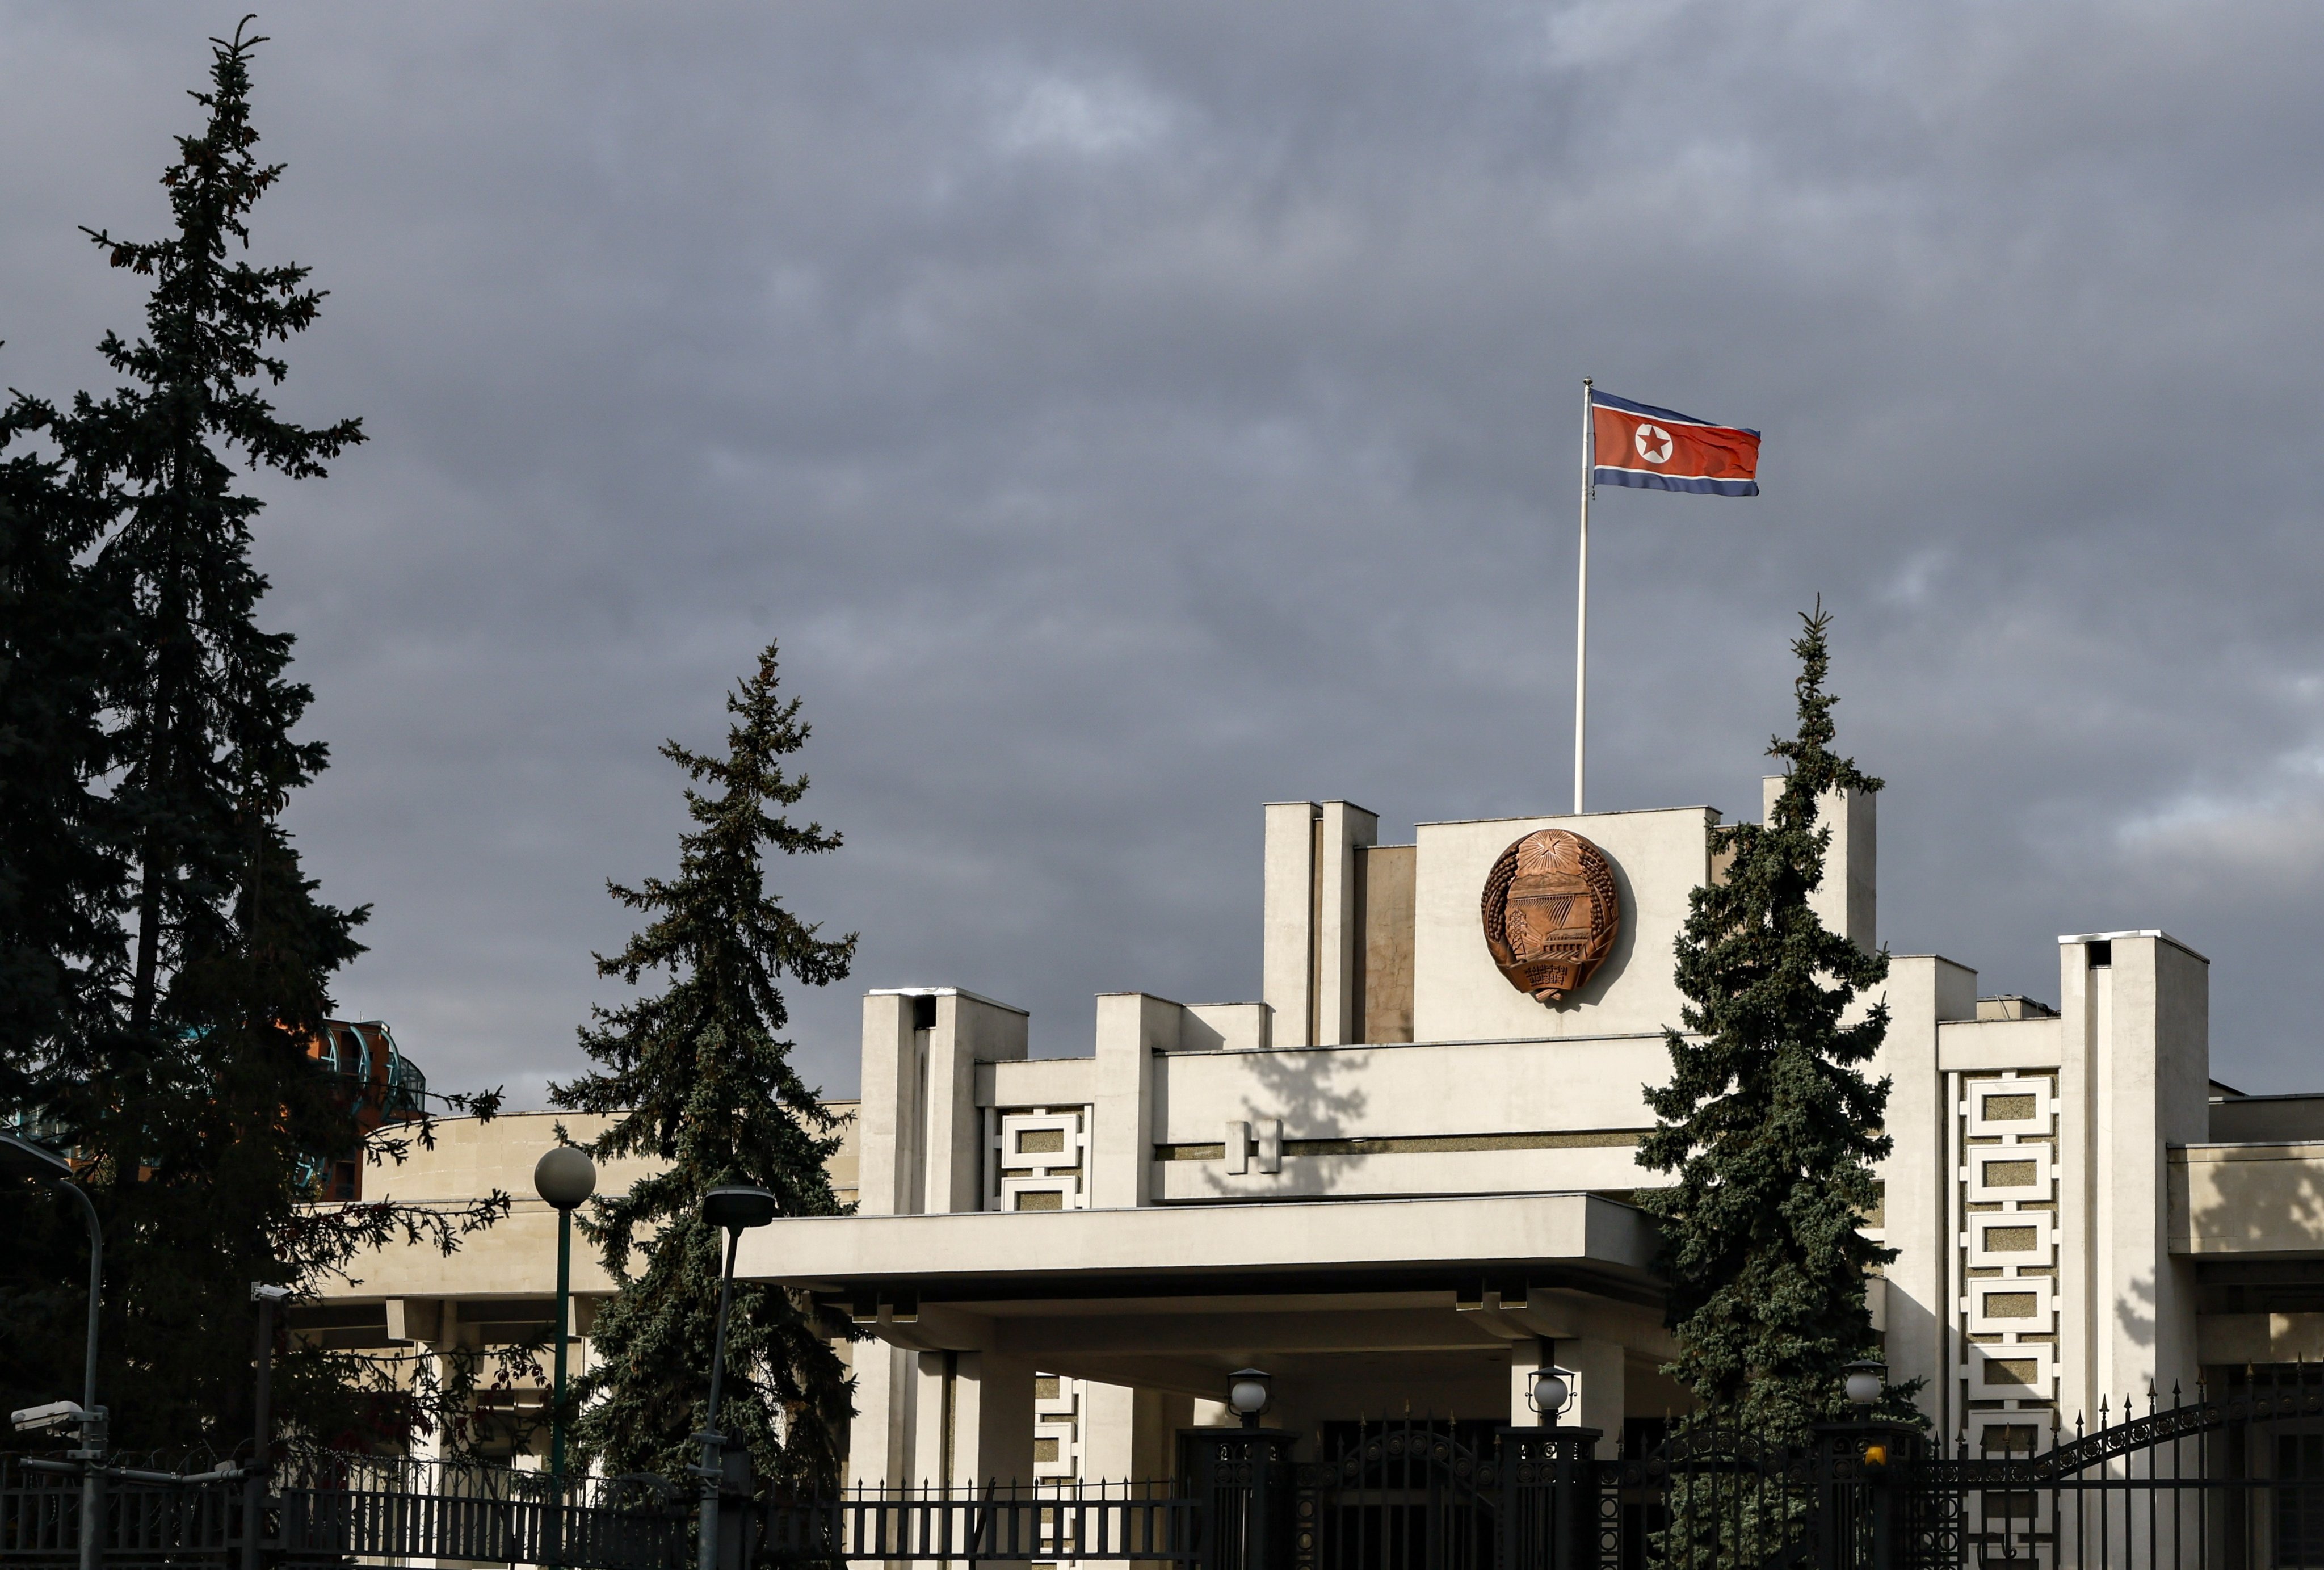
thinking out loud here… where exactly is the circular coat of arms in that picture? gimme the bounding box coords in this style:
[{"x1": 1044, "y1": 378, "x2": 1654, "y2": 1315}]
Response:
[{"x1": 1481, "y1": 829, "x2": 1621, "y2": 1004}]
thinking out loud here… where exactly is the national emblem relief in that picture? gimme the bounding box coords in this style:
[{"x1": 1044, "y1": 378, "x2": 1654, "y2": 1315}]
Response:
[{"x1": 1480, "y1": 828, "x2": 1621, "y2": 1004}]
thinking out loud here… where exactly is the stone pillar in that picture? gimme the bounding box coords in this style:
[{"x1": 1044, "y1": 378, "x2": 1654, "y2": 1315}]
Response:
[
  {"x1": 1315, "y1": 802, "x2": 1378, "y2": 1047},
  {"x1": 921, "y1": 993, "x2": 1030, "y2": 1214},
  {"x1": 1762, "y1": 778, "x2": 1875, "y2": 952},
  {"x1": 2057, "y1": 931, "x2": 2208, "y2": 1425},
  {"x1": 1082, "y1": 1383, "x2": 1193, "y2": 1481},
  {"x1": 1876, "y1": 954, "x2": 1977, "y2": 1432},
  {"x1": 1092, "y1": 993, "x2": 1177, "y2": 1208},
  {"x1": 1563, "y1": 1337, "x2": 1625, "y2": 1458},
  {"x1": 846, "y1": 1342, "x2": 913, "y2": 1491},
  {"x1": 856, "y1": 993, "x2": 919, "y2": 1216},
  {"x1": 1262, "y1": 803, "x2": 1320, "y2": 1048},
  {"x1": 1262, "y1": 801, "x2": 1378, "y2": 1048},
  {"x1": 955, "y1": 1351, "x2": 1038, "y2": 1488},
  {"x1": 390, "y1": 1298, "x2": 448, "y2": 1467},
  {"x1": 903, "y1": 1350, "x2": 1036, "y2": 1490}
]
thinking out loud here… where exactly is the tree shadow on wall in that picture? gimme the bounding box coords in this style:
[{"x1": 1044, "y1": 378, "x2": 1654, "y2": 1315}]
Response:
[{"x1": 1191, "y1": 1034, "x2": 1369, "y2": 1200}]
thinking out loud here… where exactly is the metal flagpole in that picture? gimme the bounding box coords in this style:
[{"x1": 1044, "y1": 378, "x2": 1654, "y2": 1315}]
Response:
[{"x1": 1574, "y1": 377, "x2": 1593, "y2": 815}]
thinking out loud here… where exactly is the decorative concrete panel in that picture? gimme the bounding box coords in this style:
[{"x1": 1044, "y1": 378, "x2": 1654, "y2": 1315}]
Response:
[{"x1": 987, "y1": 1107, "x2": 1091, "y2": 1212}]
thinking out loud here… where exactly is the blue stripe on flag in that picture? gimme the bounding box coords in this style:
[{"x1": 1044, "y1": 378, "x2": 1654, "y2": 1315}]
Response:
[
  {"x1": 1589, "y1": 388, "x2": 1759, "y2": 436},
  {"x1": 1592, "y1": 465, "x2": 1759, "y2": 497}
]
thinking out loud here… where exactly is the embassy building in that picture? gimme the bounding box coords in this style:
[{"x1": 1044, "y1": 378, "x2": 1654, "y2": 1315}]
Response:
[
  {"x1": 313, "y1": 777, "x2": 2324, "y2": 1491},
  {"x1": 733, "y1": 781, "x2": 2324, "y2": 1488}
]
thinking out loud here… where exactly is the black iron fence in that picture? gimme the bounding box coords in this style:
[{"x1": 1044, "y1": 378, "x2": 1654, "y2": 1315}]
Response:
[
  {"x1": 275, "y1": 1453, "x2": 687, "y2": 1570},
  {"x1": 19, "y1": 1378, "x2": 2324, "y2": 1570},
  {"x1": 1175, "y1": 1384, "x2": 2324, "y2": 1570},
  {"x1": 0, "y1": 1451, "x2": 688, "y2": 1570},
  {"x1": 3, "y1": 1455, "x2": 245, "y2": 1568},
  {"x1": 1913, "y1": 1369, "x2": 2324, "y2": 1569},
  {"x1": 757, "y1": 1480, "x2": 1196, "y2": 1563}
]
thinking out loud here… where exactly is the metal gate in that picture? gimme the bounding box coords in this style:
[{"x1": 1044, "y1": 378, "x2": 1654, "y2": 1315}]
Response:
[
  {"x1": 1901, "y1": 1367, "x2": 2324, "y2": 1568},
  {"x1": 1293, "y1": 1420, "x2": 1502, "y2": 1570},
  {"x1": 1180, "y1": 1417, "x2": 1898, "y2": 1570}
]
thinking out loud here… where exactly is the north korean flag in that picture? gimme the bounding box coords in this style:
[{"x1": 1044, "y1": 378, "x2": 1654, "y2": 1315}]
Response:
[{"x1": 1590, "y1": 389, "x2": 1760, "y2": 497}]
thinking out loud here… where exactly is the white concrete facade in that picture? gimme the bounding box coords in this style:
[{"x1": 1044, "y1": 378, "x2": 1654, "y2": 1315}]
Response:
[
  {"x1": 300, "y1": 776, "x2": 2324, "y2": 1488},
  {"x1": 749, "y1": 781, "x2": 2324, "y2": 1489}
]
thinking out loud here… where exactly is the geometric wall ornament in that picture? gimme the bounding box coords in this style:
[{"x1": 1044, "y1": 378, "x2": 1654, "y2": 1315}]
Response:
[
  {"x1": 1966, "y1": 1078, "x2": 2054, "y2": 1137},
  {"x1": 1481, "y1": 829, "x2": 1621, "y2": 1004},
  {"x1": 1969, "y1": 1211, "x2": 2055, "y2": 1269},
  {"x1": 1968, "y1": 1343, "x2": 2054, "y2": 1402},
  {"x1": 987, "y1": 1107, "x2": 1090, "y2": 1212},
  {"x1": 1033, "y1": 1374, "x2": 1083, "y2": 1480},
  {"x1": 1966, "y1": 1145, "x2": 2053, "y2": 1203},
  {"x1": 1968, "y1": 1278, "x2": 2055, "y2": 1334}
]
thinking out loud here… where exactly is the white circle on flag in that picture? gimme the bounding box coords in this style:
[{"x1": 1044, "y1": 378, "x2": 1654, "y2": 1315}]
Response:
[{"x1": 1635, "y1": 423, "x2": 1672, "y2": 464}]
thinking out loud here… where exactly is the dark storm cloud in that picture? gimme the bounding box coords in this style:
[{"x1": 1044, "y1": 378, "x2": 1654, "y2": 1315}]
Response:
[{"x1": 6, "y1": 1, "x2": 2323, "y2": 1100}]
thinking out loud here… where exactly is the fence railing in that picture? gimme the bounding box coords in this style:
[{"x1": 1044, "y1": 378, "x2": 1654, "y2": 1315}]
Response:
[
  {"x1": 1911, "y1": 1370, "x2": 2324, "y2": 1569},
  {"x1": 2, "y1": 1457, "x2": 243, "y2": 1565},
  {"x1": 758, "y1": 1480, "x2": 1199, "y2": 1563},
  {"x1": 275, "y1": 1479, "x2": 688, "y2": 1569},
  {"x1": 23, "y1": 1383, "x2": 2324, "y2": 1570},
  {"x1": 0, "y1": 1451, "x2": 690, "y2": 1570}
]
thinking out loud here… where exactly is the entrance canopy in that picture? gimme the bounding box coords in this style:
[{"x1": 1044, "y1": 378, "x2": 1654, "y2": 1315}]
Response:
[{"x1": 742, "y1": 1192, "x2": 1672, "y2": 1401}]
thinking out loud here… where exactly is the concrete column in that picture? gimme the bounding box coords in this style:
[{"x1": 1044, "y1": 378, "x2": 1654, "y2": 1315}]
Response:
[
  {"x1": 1092, "y1": 993, "x2": 1179, "y2": 1208},
  {"x1": 1506, "y1": 1338, "x2": 1549, "y2": 1426},
  {"x1": 1262, "y1": 803, "x2": 1320, "y2": 1048},
  {"x1": 1315, "y1": 803, "x2": 1379, "y2": 1047},
  {"x1": 393, "y1": 1298, "x2": 448, "y2": 1467},
  {"x1": 847, "y1": 1342, "x2": 914, "y2": 1490},
  {"x1": 911, "y1": 1351, "x2": 951, "y2": 1487},
  {"x1": 1564, "y1": 1337, "x2": 1625, "y2": 1459},
  {"x1": 2057, "y1": 931, "x2": 2209, "y2": 1424},
  {"x1": 1762, "y1": 778, "x2": 1876, "y2": 952},
  {"x1": 2057, "y1": 940, "x2": 2096, "y2": 1426},
  {"x1": 903, "y1": 1350, "x2": 1036, "y2": 1490},
  {"x1": 856, "y1": 994, "x2": 919, "y2": 1215},
  {"x1": 1876, "y1": 955, "x2": 1977, "y2": 1432},
  {"x1": 1082, "y1": 1383, "x2": 1194, "y2": 1482},
  {"x1": 954, "y1": 1351, "x2": 1038, "y2": 1487},
  {"x1": 920, "y1": 993, "x2": 1030, "y2": 1215}
]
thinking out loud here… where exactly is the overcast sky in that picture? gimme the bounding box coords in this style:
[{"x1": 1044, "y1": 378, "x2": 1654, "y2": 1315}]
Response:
[{"x1": 6, "y1": 2, "x2": 2322, "y2": 1105}]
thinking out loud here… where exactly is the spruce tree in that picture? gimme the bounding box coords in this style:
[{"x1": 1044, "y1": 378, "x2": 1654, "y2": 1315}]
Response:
[
  {"x1": 553, "y1": 644, "x2": 857, "y2": 1490},
  {"x1": 2, "y1": 23, "x2": 506, "y2": 1455},
  {"x1": 1635, "y1": 608, "x2": 1898, "y2": 1444},
  {"x1": 0, "y1": 394, "x2": 128, "y2": 1433},
  {"x1": 0, "y1": 393, "x2": 124, "y2": 1114}
]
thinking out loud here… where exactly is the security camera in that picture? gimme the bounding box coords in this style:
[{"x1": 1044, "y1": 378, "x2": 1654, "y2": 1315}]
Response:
[
  {"x1": 11, "y1": 1400, "x2": 84, "y2": 1433},
  {"x1": 250, "y1": 1283, "x2": 293, "y2": 1304}
]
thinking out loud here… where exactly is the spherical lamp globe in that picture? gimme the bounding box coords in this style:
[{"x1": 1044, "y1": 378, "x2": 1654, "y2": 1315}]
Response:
[{"x1": 533, "y1": 1146, "x2": 598, "y2": 1211}]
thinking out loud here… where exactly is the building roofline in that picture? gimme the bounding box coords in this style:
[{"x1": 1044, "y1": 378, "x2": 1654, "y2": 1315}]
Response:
[
  {"x1": 1414, "y1": 805, "x2": 1718, "y2": 829},
  {"x1": 2057, "y1": 930, "x2": 2209, "y2": 963},
  {"x1": 865, "y1": 985, "x2": 1029, "y2": 1015}
]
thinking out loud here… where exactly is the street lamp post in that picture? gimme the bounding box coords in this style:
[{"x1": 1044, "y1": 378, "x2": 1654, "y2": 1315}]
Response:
[
  {"x1": 695, "y1": 1187, "x2": 777, "y2": 1570},
  {"x1": 2, "y1": 1133, "x2": 106, "y2": 1570},
  {"x1": 532, "y1": 1147, "x2": 599, "y2": 1479},
  {"x1": 246, "y1": 1283, "x2": 292, "y2": 1570}
]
